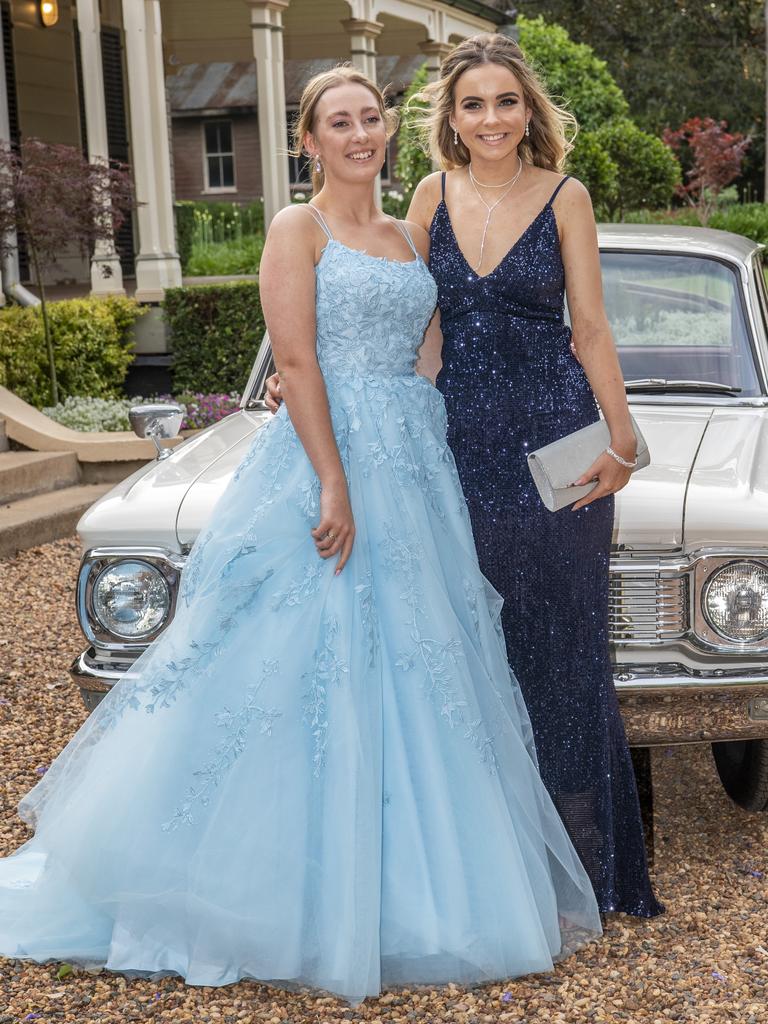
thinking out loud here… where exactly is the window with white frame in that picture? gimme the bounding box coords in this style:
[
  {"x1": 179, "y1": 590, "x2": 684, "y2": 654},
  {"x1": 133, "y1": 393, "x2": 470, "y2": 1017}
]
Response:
[{"x1": 204, "y1": 120, "x2": 235, "y2": 190}]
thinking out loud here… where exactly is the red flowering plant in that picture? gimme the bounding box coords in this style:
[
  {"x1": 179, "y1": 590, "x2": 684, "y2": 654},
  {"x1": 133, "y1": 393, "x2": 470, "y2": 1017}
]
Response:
[
  {"x1": 663, "y1": 117, "x2": 750, "y2": 225},
  {"x1": 0, "y1": 139, "x2": 134, "y2": 404}
]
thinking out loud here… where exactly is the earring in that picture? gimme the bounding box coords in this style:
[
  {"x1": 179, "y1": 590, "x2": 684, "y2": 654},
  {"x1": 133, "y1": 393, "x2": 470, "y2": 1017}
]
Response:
[
  {"x1": 314, "y1": 155, "x2": 322, "y2": 173},
  {"x1": 453, "y1": 127, "x2": 458, "y2": 145},
  {"x1": 525, "y1": 121, "x2": 530, "y2": 137}
]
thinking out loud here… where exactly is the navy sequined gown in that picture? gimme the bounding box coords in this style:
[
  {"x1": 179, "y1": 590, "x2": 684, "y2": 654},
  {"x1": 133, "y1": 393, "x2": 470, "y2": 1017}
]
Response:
[{"x1": 430, "y1": 173, "x2": 663, "y2": 917}]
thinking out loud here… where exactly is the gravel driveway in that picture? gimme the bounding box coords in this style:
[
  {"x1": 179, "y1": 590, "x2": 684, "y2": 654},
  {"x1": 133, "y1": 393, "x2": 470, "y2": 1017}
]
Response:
[{"x1": 2, "y1": 538, "x2": 768, "y2": 1024}]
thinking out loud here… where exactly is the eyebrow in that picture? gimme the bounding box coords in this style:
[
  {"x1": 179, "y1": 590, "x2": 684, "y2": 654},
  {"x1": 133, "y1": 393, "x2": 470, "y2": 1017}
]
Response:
[
  {"x1": 459, "y1": 91, "x2": 520, "y2": 101},
  {"x1": 326, "y1": 107, "x2": 379, "y2": 119}
]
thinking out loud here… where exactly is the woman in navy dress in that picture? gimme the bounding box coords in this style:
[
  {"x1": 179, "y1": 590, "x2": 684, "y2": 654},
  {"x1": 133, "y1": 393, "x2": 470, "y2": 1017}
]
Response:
[{"x1": 407, "y1": 34, "x2": 663, "y2": 918}]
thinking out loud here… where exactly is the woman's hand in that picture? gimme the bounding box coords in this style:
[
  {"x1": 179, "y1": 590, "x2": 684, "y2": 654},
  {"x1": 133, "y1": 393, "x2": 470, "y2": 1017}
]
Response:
[
  {"x1": 570, "y1": 447, "x2": 633, "y2": 511},
  {"x1": 311, "y1": 481, "x2": 355, "y2": 574},
  {"x1": 264, "y1": 372, "x2": 283, "y2": 414}
]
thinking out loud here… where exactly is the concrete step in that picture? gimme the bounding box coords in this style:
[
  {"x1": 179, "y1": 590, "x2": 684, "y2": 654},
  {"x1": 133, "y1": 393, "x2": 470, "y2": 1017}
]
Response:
[
  {"x1": 0, "y1": 450, "x2": 81, "y2": 503},
  {"x1": 0, "y1": 416, "x2": 7, "y2": 452},
  {"x1": 0, "y1": 483, "x2": 111, "y2": 559}
]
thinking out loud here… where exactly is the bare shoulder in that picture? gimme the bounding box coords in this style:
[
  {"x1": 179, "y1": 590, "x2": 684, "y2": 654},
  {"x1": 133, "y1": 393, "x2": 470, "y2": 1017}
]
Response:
[
  {"x1": 554, "y1": 175, "x2": 593, "y2": 215},
  {"x1": 263, "y1": 203, "x2": 324, "y2": 261},
  {"x1": 402, "y1": 220, "x2": 430, "y2": 261},
  {"x1": 407, "y1": 171, "x2": 444, "y2": 230}
]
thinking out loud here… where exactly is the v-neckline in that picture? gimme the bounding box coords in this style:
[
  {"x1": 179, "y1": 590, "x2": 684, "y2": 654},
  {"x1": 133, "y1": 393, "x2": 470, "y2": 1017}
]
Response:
[{"x1": 436, "y1": 198, "x2": 554, "y2": 281}]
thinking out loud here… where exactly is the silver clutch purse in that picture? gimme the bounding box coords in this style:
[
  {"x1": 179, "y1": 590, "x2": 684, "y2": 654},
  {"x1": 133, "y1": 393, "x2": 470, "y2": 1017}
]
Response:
[{"x1": 527, "y1": 414, "x2": 650, "y2": 512}]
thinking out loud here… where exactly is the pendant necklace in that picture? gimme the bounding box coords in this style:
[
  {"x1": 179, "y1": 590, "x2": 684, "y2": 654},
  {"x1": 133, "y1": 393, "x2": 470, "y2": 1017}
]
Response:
[{"x1": 468, "y1": 157, "x2": 523, "y2": 272}]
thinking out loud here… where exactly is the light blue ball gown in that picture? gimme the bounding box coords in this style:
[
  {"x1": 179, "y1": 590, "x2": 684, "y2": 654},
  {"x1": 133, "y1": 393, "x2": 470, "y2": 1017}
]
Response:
[{"x1": 0, "y1": 210, "x2": 601, "y2": 1004}]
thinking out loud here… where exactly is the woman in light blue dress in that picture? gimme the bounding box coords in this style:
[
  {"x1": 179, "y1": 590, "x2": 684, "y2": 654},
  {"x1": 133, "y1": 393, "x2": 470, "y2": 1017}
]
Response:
[{"x1": 0, "y1": 67, "x2": 600, "y2": 1005}]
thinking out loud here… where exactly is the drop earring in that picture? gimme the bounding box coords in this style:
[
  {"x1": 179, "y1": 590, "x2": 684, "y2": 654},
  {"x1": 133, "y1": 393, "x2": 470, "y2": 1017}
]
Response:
[
  {"x1": 453, "y1": 127, "x2": 458, "y2": 146},
  {"x1": 314, "y1": 155, "x2": 322, "y2": 173},
  {"x1": 525, "y1": 121, "x2": 530, "y2": 137}
]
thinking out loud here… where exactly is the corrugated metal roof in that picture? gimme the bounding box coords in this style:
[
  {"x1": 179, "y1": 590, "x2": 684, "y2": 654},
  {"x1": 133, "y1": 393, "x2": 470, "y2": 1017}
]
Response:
[{"x1": 167, "y1": 56, "x2": 427, "y2": 113}]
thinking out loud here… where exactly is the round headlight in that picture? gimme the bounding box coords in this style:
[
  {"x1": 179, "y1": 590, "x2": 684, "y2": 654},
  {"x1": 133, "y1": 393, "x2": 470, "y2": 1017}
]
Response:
[
  {"x1": 92, "y1": 560, "x2": 171, "y2": 639},
  {"x1": 703, "y1": 560, "x2": 768, "y2": 643}
]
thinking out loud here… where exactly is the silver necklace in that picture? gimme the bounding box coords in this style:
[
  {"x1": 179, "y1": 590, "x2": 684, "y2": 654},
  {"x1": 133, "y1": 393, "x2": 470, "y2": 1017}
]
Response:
[{"x1": 467, "y1": 158, "x2": 523, "y2": 271}]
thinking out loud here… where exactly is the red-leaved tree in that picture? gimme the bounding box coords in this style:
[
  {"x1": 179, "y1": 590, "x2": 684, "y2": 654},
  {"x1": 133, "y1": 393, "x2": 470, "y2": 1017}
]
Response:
[
  {"x1": 663, "y1": 117, "x2": 750, "y2": 225},
  {"x1": 0, "y1": 139, "x2": 134, "y2": 404}
]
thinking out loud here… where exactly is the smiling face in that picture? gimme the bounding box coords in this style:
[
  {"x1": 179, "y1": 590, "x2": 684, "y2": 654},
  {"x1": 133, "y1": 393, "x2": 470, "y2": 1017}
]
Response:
[
  {"x1": 304, "y1": 81, "x2": 388, "y2": 187},
  {"x1": 451, "y1": 62, "x2": 529, "y2": 165}
]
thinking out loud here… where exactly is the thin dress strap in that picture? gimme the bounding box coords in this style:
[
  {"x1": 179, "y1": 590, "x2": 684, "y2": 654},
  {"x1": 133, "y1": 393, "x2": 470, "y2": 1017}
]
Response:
[
  {"x1": 546, "y1": 175, "x2": 571, "y2": 207},
  {"x1": 441, "y1": 172, "x2": 446, "y2": 199},
  {"x1": 306, "y1": 205, "x2": 334, "y2": 240},
  {"x1": 394, "y1": 220, "x2": 419, "y2": 259}
]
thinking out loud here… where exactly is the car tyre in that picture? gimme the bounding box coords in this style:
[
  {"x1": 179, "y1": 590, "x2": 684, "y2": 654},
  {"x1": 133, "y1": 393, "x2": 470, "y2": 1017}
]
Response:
[{"x1": 712, "y1": 739, "x2": 768, "y2": 811}]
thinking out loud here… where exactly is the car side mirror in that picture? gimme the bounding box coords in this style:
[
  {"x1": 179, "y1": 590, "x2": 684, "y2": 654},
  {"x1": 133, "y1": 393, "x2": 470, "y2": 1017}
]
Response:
[{"x1": 129, "y1": 403, "x2": 185, "y2": 461}]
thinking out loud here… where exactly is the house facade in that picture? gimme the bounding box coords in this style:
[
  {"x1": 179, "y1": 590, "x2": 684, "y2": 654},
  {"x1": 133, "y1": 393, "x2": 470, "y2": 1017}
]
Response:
[{"x1": 0, "y1": 0, "x2": 510, "y2": 301}]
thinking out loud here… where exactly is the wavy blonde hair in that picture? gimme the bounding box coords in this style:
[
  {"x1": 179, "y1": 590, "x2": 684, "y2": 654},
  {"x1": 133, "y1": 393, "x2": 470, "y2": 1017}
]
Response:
[
  {"x1": 407, "y1": 34, "x2": 577, "y2": 172},
  {"x1": 290, "y1": 65, "x2": 399, "y2": 195}
]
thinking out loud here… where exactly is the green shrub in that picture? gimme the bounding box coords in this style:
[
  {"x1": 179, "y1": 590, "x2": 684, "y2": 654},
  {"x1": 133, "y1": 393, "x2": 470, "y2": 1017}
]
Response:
[
  {"x1": 395, "y1": 63, "x2": 432, "y2": 204},
  {"x1": 595, "y1": 120, "x2": 681, "y2": 219},
  {"x1": 622, "y1": 202, "x2": 768, "y2": 246},
  {"x1": 566, "y1": 130, "x2": 618, "y2": 216},
  {"x1": 175, "y1": 201, "x2": 197, "y2": 270},
  {"x1": 518, "y1": 15, "x2": 628, "y2": 132},
  {"x1": 0, "y1": 296, "x2": 142, "y2": 407},
  {"x1": 164, "y1": 281, "x2": 264, "y2": 394}
]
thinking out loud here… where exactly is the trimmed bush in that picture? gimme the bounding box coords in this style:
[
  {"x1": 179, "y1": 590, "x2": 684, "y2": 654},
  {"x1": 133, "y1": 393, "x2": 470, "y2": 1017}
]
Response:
[
  {"x1": 43, "y1": 392, "x2": 242, "y2": 432},
  {"x1": 595, "y1": 120, "x2": 681, "y2": 219},
  {"x1": 623, "y1": 202, "x2": 768, "y2": 245},
  {"x1": 164, "y1": 281, "x2": 265, "y2": 395},
  {"x1": 566, "y1": 130, "x2": 618, "y2": 216},
  {"x1": 0, "y1": 296, "x2": 142, "y2": 407}
]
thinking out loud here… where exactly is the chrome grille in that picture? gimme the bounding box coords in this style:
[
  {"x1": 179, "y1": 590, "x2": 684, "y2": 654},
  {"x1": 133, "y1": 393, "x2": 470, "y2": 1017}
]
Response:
[{"x1": 609, "y1": 568, "x2": 689, "y2": 643}]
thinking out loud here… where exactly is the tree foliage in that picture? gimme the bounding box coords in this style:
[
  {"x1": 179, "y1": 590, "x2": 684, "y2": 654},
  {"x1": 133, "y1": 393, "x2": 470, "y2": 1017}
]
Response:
[
  {"x1": 518, "y1": 15, "x2": 680, "y2": 219},
  {"x1": 517, "y1": 15, "x2": 628, "y2": 132},
  {"x1": 663, "y1": 117, "x2": 750, "y2": 223}
]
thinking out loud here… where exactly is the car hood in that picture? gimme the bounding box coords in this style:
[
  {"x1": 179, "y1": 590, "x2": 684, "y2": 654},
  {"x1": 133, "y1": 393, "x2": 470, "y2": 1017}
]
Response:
[
  {"x1": 77, "y1": 410, "x2": 270, "y2": 551},
  {"x1": 613, "y1": 406, "x2": 711, "y2": 551},
  {"x1": 684, "y1": 406, "x2": 768, "y2": 549}
]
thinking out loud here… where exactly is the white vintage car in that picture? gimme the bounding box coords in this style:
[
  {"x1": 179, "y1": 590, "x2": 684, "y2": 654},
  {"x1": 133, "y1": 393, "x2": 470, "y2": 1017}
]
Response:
[{"x1": 71, "y1": 224, "x2": 768, "y2": 811}]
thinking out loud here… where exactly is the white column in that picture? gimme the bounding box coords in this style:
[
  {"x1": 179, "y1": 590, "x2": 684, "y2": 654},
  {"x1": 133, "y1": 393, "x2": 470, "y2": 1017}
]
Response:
[
  {"x1": 341, "y1": 18, "x2": 384, "y2": 205},
  {"x1": 418, "y1": 40, "x2": 452, "y2": 84},
  {"x1": 245, "y1": 0, "x2": 291, "y2": 230},
  {"x1": 122, "y1": 0, "x2": 181, "y2": 302},
  {"x1": 341, "y1": 17, "x2": 382, "y2": 84},
  {"x1": 77, "y1": 0, "x2": 125, "y2": 296}
]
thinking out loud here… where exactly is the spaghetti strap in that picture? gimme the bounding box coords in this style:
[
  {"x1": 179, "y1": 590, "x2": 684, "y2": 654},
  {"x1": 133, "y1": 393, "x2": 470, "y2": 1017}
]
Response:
[
  {"x1": 441, "y1": 172, "x2": 446, "y2": 200},
  {"x1": 394, "y1": 220, "x2": 419, "y2": 259},
  {"x1": 307, "y1": 205, "x2": 334, "y2": 240},
  {"x1": 546, "y1": 175, "x2": 571, "y2": 207}
]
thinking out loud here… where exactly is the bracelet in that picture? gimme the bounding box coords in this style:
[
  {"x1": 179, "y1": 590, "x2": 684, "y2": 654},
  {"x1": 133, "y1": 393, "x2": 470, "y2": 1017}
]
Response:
[{"x1": 605, "y1": 445, "x2": 638, "y2": 469}]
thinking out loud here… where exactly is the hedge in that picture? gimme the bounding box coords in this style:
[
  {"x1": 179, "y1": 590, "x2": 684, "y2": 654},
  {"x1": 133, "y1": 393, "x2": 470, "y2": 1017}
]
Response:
[
  {"x1": 163, "y1": 281, "x2": 265, "y2": 394},
  {"x1": 0, "y1": 296, "x2": 142, "y2": 407},
  {"x1": 623, "y1": 202, "x2": 768, "y2": 245}
]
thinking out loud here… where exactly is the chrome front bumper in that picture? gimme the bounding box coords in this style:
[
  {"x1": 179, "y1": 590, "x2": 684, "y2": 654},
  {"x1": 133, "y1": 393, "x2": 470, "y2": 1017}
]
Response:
[{"x1": 71, "y1": 647, "x2": 768, "y2": 745}]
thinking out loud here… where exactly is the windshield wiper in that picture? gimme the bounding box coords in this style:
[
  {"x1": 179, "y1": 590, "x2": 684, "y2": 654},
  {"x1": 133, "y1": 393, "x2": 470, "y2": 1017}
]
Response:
[{"x1": 625, "y1": 378, "x2": 742, "y2": 395}]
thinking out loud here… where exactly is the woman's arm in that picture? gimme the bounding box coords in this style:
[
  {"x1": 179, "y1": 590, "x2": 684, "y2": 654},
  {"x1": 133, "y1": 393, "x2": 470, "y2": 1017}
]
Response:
[
  {"x1": 558, "y1": 179, "x2": 636, "y2": 510},
  {"x1": 416, "y1": 308, "x2": 443, "y2": 383},
  {"x1": 402, "y1": 218, "x2": 444, "y2": 383},
  {"x1": 259, "y1": 207, "x2": 355, "y2": 571}
]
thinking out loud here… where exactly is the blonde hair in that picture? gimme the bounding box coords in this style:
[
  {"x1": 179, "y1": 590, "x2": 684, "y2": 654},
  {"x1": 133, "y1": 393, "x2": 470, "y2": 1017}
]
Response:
[
  {"x1": 290, "y1": 65, "x2": 399, "y2": 195},
  {"x1": 407, "y1": 34, "x2": 577, "y2": 172}
]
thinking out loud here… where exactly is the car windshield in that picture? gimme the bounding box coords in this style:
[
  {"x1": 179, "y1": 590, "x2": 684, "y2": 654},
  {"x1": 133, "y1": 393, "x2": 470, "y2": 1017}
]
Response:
[{"x1": 594, "y1": 252, "x2": 761, "y2": 397}]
